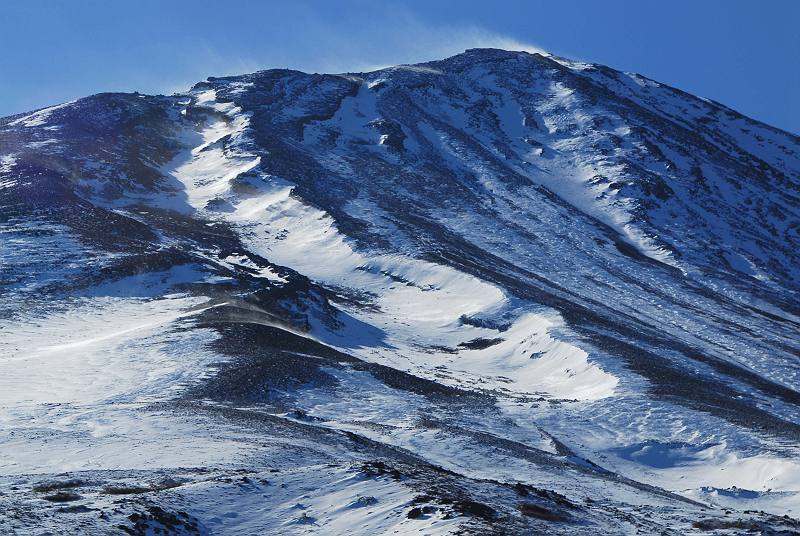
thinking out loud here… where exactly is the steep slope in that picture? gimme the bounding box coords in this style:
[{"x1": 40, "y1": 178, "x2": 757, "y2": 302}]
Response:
[{"x1": 1, "y1": 49, "x2": 799, "y2": 534}]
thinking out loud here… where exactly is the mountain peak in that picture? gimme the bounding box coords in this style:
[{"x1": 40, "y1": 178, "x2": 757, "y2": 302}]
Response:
[{"x1": 395, "y1": 47, "x2": 550, "y2": 73}]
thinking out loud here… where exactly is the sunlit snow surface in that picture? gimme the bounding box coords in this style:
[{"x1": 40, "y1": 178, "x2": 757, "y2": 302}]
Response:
[{"x1": 1, "y1": 49, "x2": 799, "y2": 533}]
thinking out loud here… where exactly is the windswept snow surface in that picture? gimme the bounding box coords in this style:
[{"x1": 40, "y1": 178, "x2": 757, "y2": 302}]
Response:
[
  {"x1": 1, "y1": 48, "x2": 799, "y2": 534},
  {"x1": 162, "y1": 88, "x2": 619, "y2": 406}
]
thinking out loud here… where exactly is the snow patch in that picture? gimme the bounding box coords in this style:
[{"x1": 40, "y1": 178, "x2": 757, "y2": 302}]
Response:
[
  {"x1": 8, "y1": 101, "x2": 75, "y2": 127},
  {"x1": 0, "y1": 154, "x2": 16, "y2": 189}
]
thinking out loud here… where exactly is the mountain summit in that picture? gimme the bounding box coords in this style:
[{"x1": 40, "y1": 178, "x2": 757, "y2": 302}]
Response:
[{"x1": 1, "y1": 49, "x2": 799, "y2": 534}]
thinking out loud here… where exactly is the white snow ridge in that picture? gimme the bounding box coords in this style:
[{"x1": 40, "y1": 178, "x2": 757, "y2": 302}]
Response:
[{"x1": 1, "y1": 48, "x2": 799, "y2": 534}]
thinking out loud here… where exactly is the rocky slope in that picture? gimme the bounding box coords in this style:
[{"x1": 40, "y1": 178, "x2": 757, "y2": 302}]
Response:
[{"x1": 1, "y1": 48, "x2": 799, "y2": 534}]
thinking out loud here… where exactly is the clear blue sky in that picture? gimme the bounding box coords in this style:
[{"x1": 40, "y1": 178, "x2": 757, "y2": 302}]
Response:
[{"x1": 2, "y1": 0, "x2": 798, "y2": 133}]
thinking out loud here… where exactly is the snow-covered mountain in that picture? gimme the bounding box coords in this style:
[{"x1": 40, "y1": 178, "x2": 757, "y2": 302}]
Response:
[{"x1": 1, "y1": 48, "x2": 799, "y2": 534}]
